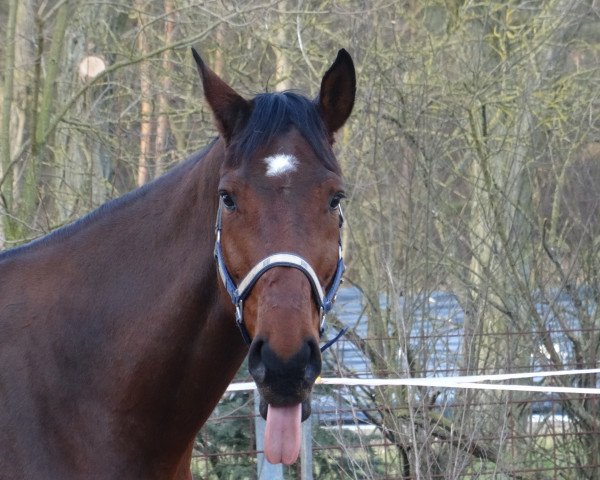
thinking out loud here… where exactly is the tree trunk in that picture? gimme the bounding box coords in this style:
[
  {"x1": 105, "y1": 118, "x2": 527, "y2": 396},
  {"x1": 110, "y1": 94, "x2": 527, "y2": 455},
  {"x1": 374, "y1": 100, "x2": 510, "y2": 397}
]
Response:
[
  {"x1": 274, "y1": 1, "x2": 290, "y2": 91},
  {"x1": 0, "y1": 0, "x2": 20, "y2": 247},
  {"x1": 5, "y1": 0, "x2": 35, "y2": 242},
  {"x1": 136, "y1": 1, "x2": 153, "y2": 186},
  {"x1": 32, "y1": 0, "x2": 71, "y2": 231},
  {"x1": 155, "y1": 0, "x2": 174, "y2": 177}
]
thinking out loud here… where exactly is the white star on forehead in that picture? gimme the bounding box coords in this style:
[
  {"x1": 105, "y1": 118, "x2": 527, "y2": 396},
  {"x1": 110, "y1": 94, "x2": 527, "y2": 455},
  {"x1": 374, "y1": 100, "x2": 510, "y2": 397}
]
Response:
[{"x1": 264, "y1": 153, "x2": 299, "y2": 177}]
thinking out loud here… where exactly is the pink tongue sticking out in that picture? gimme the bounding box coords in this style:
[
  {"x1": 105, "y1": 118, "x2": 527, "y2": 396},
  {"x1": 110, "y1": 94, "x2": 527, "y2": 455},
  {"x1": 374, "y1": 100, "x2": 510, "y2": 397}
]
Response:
[{"x1": 264, "y1": 403, "x2": 302, "y2": 465}]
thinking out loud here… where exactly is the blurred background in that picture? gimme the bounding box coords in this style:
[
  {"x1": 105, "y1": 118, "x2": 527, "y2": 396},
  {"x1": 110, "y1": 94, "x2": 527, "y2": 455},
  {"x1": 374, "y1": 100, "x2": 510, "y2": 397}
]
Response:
[{"x1": 2, "y1": 1, "x2": 600, "y2": 478}]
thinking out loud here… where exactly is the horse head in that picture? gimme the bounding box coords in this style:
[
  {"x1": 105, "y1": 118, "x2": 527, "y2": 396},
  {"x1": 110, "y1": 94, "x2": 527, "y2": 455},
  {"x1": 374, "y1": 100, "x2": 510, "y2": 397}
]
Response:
[{"x1": 193, "y1": 48, "x2": 355, "y2": 464}]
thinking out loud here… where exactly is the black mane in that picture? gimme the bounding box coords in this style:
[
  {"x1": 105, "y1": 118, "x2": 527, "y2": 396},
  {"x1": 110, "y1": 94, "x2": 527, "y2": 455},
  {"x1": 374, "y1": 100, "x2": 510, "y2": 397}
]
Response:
[{"x1": 230, "y1": 91, "x2": 338, "y2": 172}]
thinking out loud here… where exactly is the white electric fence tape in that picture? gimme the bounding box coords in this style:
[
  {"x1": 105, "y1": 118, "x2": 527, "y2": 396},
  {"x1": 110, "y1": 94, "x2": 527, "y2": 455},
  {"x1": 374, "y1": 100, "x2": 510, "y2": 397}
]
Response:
[{"x1": 225, "y1": 368, "x2": 600, "y2": 394}]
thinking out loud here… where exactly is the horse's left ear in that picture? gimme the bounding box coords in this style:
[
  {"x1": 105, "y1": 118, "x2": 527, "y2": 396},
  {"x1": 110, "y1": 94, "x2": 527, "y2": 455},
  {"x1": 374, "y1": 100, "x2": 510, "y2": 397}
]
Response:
[
  {"x1": 316, "y1": 49, "x2": 356, "y2": 140},
  {"x1": 192, "y1": 47, "x2": 251, "y2": 143}
]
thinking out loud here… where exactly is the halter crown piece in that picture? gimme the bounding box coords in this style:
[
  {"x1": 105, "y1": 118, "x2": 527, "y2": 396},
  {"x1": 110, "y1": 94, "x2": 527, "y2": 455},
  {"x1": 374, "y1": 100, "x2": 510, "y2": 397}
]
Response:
[{"x1": 214, "y1": 203, "x2": 348, "y2": 352}]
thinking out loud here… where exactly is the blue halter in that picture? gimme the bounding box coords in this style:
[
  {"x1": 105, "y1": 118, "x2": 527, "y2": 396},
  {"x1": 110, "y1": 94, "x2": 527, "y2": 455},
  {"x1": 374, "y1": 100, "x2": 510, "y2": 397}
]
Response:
[{"x1": 214, "y1": 203, "x2": 348, "y2": 352}]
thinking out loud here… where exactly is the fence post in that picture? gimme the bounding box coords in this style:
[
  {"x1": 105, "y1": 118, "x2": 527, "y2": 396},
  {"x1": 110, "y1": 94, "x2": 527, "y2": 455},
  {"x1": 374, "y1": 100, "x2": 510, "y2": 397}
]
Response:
[
  {"x1": 254, "y1": 389, "x2": 283, "y2": 480},
  {"x1": 301, "y1": 417, "x2": 313, "y2": 480}
]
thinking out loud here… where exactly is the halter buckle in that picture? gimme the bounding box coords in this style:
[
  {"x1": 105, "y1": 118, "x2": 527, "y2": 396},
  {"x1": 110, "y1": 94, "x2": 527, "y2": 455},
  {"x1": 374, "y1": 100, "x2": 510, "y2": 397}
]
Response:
[
  {"x1": 235, "y1": 301, "x2": 244, "y2": 326},
  {"x1": 319, "y1": 306, "x2": 326, "y2": 336},
  {"x1": 234, "y1": 300, "x2": 253, "y2": 346}
]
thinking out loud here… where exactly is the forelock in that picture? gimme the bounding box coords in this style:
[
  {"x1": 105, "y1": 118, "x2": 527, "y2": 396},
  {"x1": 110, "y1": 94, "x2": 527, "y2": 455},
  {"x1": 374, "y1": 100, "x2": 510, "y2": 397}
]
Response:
[{"x1": 227, "y1": 92, "x2": 338, "y2": 172}]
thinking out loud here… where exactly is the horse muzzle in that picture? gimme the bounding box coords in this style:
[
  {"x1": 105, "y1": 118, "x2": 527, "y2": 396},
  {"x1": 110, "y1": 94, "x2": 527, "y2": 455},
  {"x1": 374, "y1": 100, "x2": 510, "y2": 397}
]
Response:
[
  {"x1": 248, "y1": 336, "x2": 321, "y2": 420},
  {"x1": 248, "y1": 335, "x2": 320, "y2": 464}
]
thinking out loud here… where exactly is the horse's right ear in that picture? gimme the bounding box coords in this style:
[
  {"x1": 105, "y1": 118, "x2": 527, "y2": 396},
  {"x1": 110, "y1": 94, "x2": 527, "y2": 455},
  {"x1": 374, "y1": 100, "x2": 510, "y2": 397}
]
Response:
[{"x1": 192, "y1": 48, "x2": 251, "y2": 143}]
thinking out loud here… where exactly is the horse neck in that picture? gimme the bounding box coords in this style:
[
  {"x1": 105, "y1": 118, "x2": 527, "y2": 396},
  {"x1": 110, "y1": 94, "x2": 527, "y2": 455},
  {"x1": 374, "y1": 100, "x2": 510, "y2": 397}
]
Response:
[
  {"x1": 111, "y1": 144, "x2": 247, "y2": 440},
  {"x1": 42, "y1": 142, "x2": 245, "y2": 470}
]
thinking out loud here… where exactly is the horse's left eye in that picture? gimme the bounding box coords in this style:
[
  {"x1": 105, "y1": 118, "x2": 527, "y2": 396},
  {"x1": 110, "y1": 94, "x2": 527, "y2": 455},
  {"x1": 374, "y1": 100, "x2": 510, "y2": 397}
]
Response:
[{"x1": 329, "y1": 193, "x2": 345, "y2": 210}]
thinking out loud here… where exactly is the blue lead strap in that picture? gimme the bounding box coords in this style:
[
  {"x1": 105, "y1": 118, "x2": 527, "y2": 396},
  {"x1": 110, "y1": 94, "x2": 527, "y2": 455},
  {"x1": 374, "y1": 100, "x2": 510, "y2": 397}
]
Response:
[{"x1": 320, "y1": 326, "x2": 349, "y2": 353}]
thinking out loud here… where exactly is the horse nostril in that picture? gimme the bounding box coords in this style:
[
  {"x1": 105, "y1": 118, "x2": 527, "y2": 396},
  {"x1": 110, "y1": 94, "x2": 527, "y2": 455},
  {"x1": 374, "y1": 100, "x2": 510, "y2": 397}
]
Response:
[
  {"x1": 304, "y1": 364, "x2": 317, "y2": 383},
  {"x1": 252, "y1": 361, "x2": 267, "y2": 384},
  {"x1": 248, "y1": 339, "x2": 266, "y2": 384},
  {"x1": 303, "y1": 338, "x2": 321, "y2": 384}
]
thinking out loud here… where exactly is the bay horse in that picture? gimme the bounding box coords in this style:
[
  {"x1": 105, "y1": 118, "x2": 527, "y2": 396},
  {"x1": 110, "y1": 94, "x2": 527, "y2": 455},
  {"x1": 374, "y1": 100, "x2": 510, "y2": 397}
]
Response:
[{"x1": 0, "y1": 48, "x2": 355, "y2": 478}]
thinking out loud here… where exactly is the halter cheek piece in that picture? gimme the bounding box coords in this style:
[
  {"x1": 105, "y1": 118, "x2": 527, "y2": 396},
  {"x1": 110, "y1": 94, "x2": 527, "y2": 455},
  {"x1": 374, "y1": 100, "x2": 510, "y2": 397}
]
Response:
[{"x1": 214, "y1": 203, "x2": 348, "y2": 352}]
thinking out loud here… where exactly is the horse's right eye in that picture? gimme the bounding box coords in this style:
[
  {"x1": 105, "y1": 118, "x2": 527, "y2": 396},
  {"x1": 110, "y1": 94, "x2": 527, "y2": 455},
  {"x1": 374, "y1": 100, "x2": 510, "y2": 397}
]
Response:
[{"x1": 219, "y1": 191, "x2": 236, "y2": 211}]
